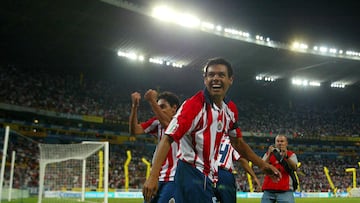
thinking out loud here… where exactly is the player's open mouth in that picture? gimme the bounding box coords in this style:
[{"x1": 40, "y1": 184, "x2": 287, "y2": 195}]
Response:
[{"x1": 212, "y1": 84, "x2": 222, "y2": 89}]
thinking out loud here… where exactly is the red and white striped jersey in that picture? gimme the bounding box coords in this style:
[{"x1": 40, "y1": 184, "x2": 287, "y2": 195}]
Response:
[
  {"x1": 165, "y1": 90, "x2": 242, "y2": 182},
  {"x1": 217, "y1": 134, "x2": 241, "y2": 172},
  {"x1": 141, "y1": 117, "x2": 178, "y2": 182}
]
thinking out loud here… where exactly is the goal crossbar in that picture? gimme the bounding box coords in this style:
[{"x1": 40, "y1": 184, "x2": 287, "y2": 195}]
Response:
[{"x1": 37, "y1": 141, "x2": 109, "y2": 203}]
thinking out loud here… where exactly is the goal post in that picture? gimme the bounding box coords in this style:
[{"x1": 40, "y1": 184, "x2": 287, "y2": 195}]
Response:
[{"x1": 38, "y1": 141, "x2": 109, "y2": 203}]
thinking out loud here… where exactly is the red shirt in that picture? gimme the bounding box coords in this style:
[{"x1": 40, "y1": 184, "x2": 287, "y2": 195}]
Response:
[{"x1": 262, "y1": 150, "x2": 297, "y2": 191}]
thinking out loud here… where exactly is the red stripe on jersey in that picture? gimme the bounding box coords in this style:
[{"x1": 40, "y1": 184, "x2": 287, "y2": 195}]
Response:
[
  {"x1": 165, "y1": 91, "x2": 242, "y2": 182},
  {"x1": 202, "y1": 106, "x2": 212, "y2": 175},
  {"x1": 141, "y1": 117, "x2": 178, "y2": 182}
]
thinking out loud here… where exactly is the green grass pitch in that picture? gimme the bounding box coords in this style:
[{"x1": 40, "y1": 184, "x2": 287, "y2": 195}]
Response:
[{"x1": 2, "y1": 197, "x2": 360, "y2": 203}]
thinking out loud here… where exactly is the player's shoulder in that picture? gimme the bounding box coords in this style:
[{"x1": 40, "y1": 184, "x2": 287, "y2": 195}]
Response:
[
  {"x1": 226, "y1": 100, "x2": 238, "y2": 111},
  {"x1": 185, "y1": 91, "x2": 206, "y2": 106}
]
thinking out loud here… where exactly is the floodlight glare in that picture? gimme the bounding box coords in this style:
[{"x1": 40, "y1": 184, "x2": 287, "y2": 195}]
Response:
[
  {"x1": 292, "y1": 42, "x2": 308, "y2": 50},
  {"x1": 127, "y1": 52, "x2": 137, "y2": 60},
  {"x1": 201, "y1": 22, "x2": 215, "y2": 30},
  {"x1": 149, "y1": 4, "x2": 360, "y2": 61},
  {"x1": 175, "y1": 13, "x2": 200, "y2": 28},
  {"x1": 300, "y1": 43, "x2": 308, "y2": 50},
  {"x1": 152, "y1": 6, "x2": 176, "y2": 22},
  {"x1": 172, "y1": 63, "x2": 183, "y2": 68},
  {"x1": 149, "y1": 58, "x2": 164, "y2": 65},
  {"x1": 244, "y1": 32, "x2": 250, "y2": 38},
  {"x1": 117, "y1": 50, "x2": 139, "y2": 60},
  {"x1": 292, "y1": 42, "x2": 300, "y2": 49},
  {"x1": 329, "y1": 48, "x2": 337, "y2": 54},
  {"x1": 309, "y1": 81, "x2": 321, "y2": 86},
  {"x1": 331, "y1": 82, "x2": 346, "y2": 88},
  {"x1": 138, "y1": 55, "x2": 145, "y2": 61},
  {"x1": 225, "y1": 28, "x2": 242, "y2": 35},
  {"x1": 255, "y1": 75, "x2": 276, "y2": 82},
  {"x1": 319, "y1": 46, "x2": 328, "y2": 53},
  {"x1": 292, "y1": 79, "x2": 302, "y2": 85}
]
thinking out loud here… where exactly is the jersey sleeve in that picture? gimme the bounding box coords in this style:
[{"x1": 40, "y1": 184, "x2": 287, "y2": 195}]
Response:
[
  {"x1": 227, "y1": 101, "x2": 242, "y2": 138},
  {"x1": 140, "y1": 117, "x2": 159, "y2": 136},
  {"x1": 165, "y1": 92, "x2": 203, "y2": 142}
]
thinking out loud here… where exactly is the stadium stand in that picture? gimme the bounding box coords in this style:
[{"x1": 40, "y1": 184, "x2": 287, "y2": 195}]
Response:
[{"x1": 0, "y1": 64, "x2": 359, "y2": 196}]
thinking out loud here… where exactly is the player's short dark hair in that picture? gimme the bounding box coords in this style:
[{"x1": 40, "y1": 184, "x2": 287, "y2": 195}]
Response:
[
  {"x1": 203, "y1": 57, "x2": 233, "y2": 77},
  {"x1": 158, "y1": 91, "x2": 180, "y2": 110}
]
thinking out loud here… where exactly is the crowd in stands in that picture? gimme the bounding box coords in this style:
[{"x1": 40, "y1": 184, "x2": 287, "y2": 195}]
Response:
[
  {"x1": 1, "y1": 64, "x2": 360, "y2": 194},
  {"x1": 1, "y1": 132, "x2": 359, "y2": 193},
  {"x1": 1, "y1": 65, "x2": 359, "y2": 138},
  {"x1": 238, "y1": 100, "x2": 360, "y2": 138}
]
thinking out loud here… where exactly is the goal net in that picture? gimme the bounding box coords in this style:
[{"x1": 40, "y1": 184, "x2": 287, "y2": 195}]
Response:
[
  {"x1": 349, "y1": 188, "x2": 360, "y2": 197},
  {"x1": 38, "y1": 141, "x2": 109, "y2": 203}
]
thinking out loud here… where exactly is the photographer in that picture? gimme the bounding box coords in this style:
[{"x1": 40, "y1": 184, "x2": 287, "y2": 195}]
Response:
[{"x1": 261, "y1": 134, "x2": 298, "y2": 203}]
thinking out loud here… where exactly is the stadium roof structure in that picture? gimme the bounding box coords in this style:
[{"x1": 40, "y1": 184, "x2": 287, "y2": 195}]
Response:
[{"x1": 2, "y1": 0, "x2": 360, "y2": 98}]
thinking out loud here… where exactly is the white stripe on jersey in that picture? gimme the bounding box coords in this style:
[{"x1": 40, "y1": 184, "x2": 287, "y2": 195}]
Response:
[
  {"x1": 165, "y1": 91, "x2": 240, "y2": 182},
  {"x1": 218, "y1": 135, "x2": 241, "y2": 171},
  {"x1": 142, "y1": 117, "x2": 178, "y2": 181}
]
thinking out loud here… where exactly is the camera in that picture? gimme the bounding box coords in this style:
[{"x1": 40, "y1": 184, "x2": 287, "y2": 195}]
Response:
[{"x1": 272, "y1": 148, "x2": 281, "y2": 153}]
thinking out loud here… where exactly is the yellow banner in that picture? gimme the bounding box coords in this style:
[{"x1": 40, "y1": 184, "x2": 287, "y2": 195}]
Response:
[{"x1": 82, "y1": 115, "x2": 104, "y2": 123}]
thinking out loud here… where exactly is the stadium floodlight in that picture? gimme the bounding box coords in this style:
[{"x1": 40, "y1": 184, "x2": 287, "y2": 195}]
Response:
[
  {"x1": 149, "y1": 57, "x2": 164, "y2": 65},
  {"x1": 292, "y1": 78, "x2": 321, "y2": 87},
  {"x1": 175, "y1": 13, "x2": 200, "y2": 28},
  {"x1": 117, "y1": 50, "x2": 140, "y2": 60},
  {"x1": 115, "y1": 2, "x2": 360, "y2": 61},
  {"x1": 131, "y1": 3, "x2": 360, "y2": 61},
  {"x1": 309, "y1": 81, "x2": 321, "y2": 86},
  {"x1": 256, "y1": 35, "x2": 264, "y2": 41},
  {"x1": 172, "y1": 62, "x2": 183, "y2": 68},
  {"x1": 346, "y1": 50, "x2": 360, "y2": 56},
  {"x1": 224, "y1": 28, "x2": 241, "y2": 35},
  {"x1": 319, "y1": 46, "x2": 328, "y2": 53},
  {"x1": 329, "y1": 48, "x2": 337, "y2": 54},
  {"x1": 292, "y1": 42, "x2": 308, "y2": 50},
  {"x1": 127, "y1": 52, "x2": 137, "y2": 60},
  {"x1": 201, "y1": 22, "x2": 215, "y2": 30},
  {"x1": 242, "y1": 32, "x2": 250, "y2": 38},
  {"x1": 256, "y1": 74, "x2": 276, "y2": 82},
  {"x1": 152, "y1": 5, "x2": 176, "y2": 22},
  {"x1": 138, "y1": 55, "x2": 145, "y2": 61},
  {"x1": 331, "y1": 82, "x2": 346, "y2": 88},
  {"x1": 152, "y1": 5, "x2": 200, "y2": 28}
]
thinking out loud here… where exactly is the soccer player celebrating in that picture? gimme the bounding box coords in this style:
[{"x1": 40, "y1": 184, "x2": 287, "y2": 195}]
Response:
[
  {"x1": 129, "y1": 89, "x2": 180, "y2": 203},
  {"x1": 143, "y1": 57, "x2": 281, "y2": 203}
]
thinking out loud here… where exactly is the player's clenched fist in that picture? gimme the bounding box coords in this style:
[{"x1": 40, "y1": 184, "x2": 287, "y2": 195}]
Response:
[
  {"x1": 131, "y1": 92, "x2": 141, "y2": 107},
  {"x1": 142, "y1": 175, "x2": 158, "y2": 202}
]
